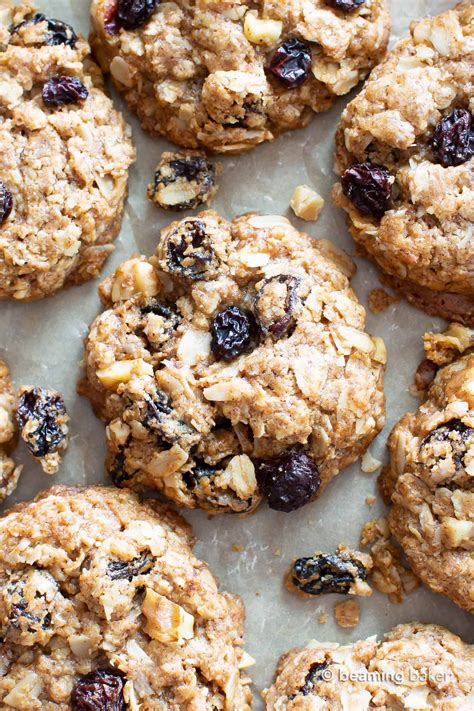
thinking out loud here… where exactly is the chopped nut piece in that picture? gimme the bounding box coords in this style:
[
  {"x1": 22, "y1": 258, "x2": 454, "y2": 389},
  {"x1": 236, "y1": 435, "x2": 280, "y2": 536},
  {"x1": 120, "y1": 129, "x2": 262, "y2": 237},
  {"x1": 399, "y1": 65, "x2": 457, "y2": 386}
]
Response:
[
  {"x1": 97, "y1": 359, "x2": 154, "y2": 388},
  {"x1": 318, "y1": 612, "x2": 328, "y2": 625},
  {"x1": 243, "y1": 12, "x2": 282, "y2": 46},
  {"x1": 290, "y1": 185, "x2": 325, "y2": 222},
  {"x1": 334, "y1": 599, "x2": 360, "y2": 628},
  {"x1": 111, "y1": 259, "x2": 160, "y2": 302},
  {"x1": 361, "y1": 448, "x2": 382, "y2": 473},
  {"x1": 224, "y1": 454, "x2": 257, "y2": 499},
  {"x1": 142, "y1": 588, "x2": 195, "y2": 644}
]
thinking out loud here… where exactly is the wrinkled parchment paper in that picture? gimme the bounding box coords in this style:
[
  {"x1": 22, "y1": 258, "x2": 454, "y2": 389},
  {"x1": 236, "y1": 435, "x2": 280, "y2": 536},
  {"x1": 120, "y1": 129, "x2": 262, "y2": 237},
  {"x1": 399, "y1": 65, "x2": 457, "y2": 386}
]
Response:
[{"x1": 1, "y1": 0, "x2": 472, "y2": 705}]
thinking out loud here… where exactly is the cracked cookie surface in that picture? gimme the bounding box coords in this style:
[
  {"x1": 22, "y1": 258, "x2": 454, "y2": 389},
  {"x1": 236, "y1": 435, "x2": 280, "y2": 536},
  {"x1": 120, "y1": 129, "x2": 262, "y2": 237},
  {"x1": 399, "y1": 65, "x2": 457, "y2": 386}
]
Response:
[
  {"x1": 90, "y1": 0, "x2": 390, "y2": 153},
  {"x1": 0, "y1": 359, "x2": 21, "y2": 501},
  {"x1": 333, "y1": 3, "x2": 474, "y2": 324},
  {"x1": 80, "y1": 210, "x2": 386, "y2": 514},
  {"x1": 381, "y1": 346, "x2": 474, "y2": 613},
  {"x1": 0, "y1": 485, "x2": 252, "y2": 709},
  {"x1": 0, "y1": 1, "x2": 135, "y2": 301},
  {"x1": 263, "y1": 623, "x2": 474, "y2": 709}
]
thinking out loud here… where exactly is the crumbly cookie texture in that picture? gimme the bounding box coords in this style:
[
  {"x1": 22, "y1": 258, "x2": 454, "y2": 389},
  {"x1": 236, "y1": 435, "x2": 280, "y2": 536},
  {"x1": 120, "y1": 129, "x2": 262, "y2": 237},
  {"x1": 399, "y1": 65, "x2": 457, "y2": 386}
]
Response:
[
  {"x1": 90, "y1": 0, "x2": 390, "y2": 154},
  {"x1": 0, "y1": 485, "x2": 253, "y2": 709},
  {"x1": 80, "y1": 210, "x2": 385, "y2": 514},
  {"x1": 286, "y1": 546, "x2": 373, "y2": 598},
  {"x1": 380, "y1": 351, "x2": 474, "y2": 613},
  {"x1": 147, "y1": 151, "x2": 220, "y2": 211},
  {"x1": 0, "y1": 1, "x2": 135, "y2": 301},
  {"x1": 0, "y1": 359, "x2": 21, "y2": 501},
  {"x1": 263, "y1": 623, "x2": 474, "y2": 709},
  {"x1": 333, "y1": 3, "x2": 474, "y2": 324}
]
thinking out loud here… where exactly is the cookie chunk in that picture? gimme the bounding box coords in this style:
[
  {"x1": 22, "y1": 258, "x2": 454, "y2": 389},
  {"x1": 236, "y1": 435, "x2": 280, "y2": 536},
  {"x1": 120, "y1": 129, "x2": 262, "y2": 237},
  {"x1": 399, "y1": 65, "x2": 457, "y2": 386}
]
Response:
[
  {"x1": 80, "y1": 210, "x2": 386, "y2": 514},
  {"x1": 0, "y1": 2, "x2": 135, "y2": 301},
  {"x1": 286, "y1": 546, "x2": 372, "y2": 598},
  {"x1": 90, "y1": 0, "x2": 390, "y2": 153},
  {"x1": 381, "y1": 348, "x2": 474, "y2": 613},
  {"x1": 147, "y1": 151, "x2": 220, "y2": 211},
  {"x1": 0, "y1": 485, "x2": 253, "y2": 709},
  {"x1": 333, "y1": 3, "x2": 474, "y2": 324},
  {"x1": 17, "y1": 386, "x2": 69, "y2": 474},
  {"x1": 263, "y1": 623, "x2": 474, "y2": 709},
  {"x1": 0, "y1": 360, "x2": 21, "y2": 501}
]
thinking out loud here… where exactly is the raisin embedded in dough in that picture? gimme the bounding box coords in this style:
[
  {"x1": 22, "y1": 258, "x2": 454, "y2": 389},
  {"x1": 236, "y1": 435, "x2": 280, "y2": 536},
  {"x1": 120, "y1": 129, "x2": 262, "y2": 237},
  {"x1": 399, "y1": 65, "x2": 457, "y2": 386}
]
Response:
[{"x1": 80, "y1": 211, "x2": 386, "y2": 514}]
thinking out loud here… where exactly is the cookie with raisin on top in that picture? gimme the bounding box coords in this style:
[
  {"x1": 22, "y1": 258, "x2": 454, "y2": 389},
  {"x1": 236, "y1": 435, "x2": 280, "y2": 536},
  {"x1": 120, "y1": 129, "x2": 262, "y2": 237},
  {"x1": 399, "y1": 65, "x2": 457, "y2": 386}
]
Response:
[
  {"x1": 333, "y1": 3, "x2": 474, "y2": 324},
  {"x1": 80, "y1": 210, "x2": 385, "y2": 514},
  {"x1": 0, "y1": 1, "x2": 134, "y2": 301},
  {"x1": 380, "y1": 325, "x2": 474, "y2": 613},
  {"x1": 90, "y1": 0, "x2": 390, "y2": 153},
  {"x1": 0, "y1": 485, "x2": 252, "y2": 709}
]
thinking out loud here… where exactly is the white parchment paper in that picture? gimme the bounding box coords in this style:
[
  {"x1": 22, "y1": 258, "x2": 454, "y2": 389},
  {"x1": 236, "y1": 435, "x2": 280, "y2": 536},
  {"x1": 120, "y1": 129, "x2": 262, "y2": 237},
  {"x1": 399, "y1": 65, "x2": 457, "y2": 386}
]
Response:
[{"x1": 1, "y1": 0, "x2": 473, "y2": 706}]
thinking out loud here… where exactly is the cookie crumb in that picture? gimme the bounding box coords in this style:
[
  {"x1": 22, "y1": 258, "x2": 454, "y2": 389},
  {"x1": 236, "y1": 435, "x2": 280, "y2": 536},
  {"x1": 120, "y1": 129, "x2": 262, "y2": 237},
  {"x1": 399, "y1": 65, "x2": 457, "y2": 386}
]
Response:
[
  {"x1": 290, "y1": 185, "x2": 324, "y2": 222},
  {"x1": 334, "y1": 599, "x2": 360, "y2": 628},
  {"x1": 361, "y1": 518, "x2": 420, "y2": 604},
  {"x1": 274, "y1": 548, "x2": 282, "y2": 556},
  {"x1": 318, "y1": 612, "x2": 328, "y2": 625},
  {"x1": 286, "y1": 545, "x2": 373, "y2": 598},
  {"x1": 148, "y1": 151, "x2": 220, "y2": 211},
  {"x1": 368, "y1": 288, "x2": 400, "y2": 314},
  {"x1": 232, "y1": 543, "x2": 244, "y2": 553},
  {"x1": 365, "y1": 495, "x2": 376, "y2": 506}
]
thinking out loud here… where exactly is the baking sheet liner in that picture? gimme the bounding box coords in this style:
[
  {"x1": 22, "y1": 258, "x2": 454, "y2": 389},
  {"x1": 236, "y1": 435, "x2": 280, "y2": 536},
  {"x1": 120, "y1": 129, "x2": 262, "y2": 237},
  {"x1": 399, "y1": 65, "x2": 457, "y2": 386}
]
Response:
[{"x1": 1, "y1": 0, "x2": 472, "y2": 706}]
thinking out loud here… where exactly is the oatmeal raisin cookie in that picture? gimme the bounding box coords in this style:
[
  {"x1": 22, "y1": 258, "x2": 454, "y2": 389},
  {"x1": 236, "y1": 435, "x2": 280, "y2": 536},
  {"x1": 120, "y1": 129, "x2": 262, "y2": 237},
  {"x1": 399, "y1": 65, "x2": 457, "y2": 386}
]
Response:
[
  {"x1": 333, "y1": 3, "x2": 474, "y2": 324},
  {"x1": 263, "y1": 623, "x2": 474, "y2": 709},
  {"x1": 90, "y1": 0, "x2": 390, "y2": 153},
  {"x1": 0, "y1": 485, "x2": 253, "y2": 709},
  {"x1": 80, "y1": 210, "x2": 386, "y2": 514},
  {"x1": 0, "y1": 1, "x2": 135, "y2": 301}
]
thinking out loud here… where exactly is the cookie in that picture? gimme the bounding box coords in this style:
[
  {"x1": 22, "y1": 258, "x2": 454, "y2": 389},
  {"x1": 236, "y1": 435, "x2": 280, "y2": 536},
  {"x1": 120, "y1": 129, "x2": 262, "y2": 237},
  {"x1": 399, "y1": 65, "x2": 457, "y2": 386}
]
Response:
[
  {"x1": 263, "y1": 623, "x2": 474, "y2": 709},
  {"x1": 90, "y1": 0, "x2": 390, "y2": 153},
  {"x1": 0, "y1": 2, "x2": 135, "y2": 301},
  {"x1": 333, "y1": 3, "x2": 474, "y2": 324},
  {"x1": 80, "y1": 210, "x2": 386, "y2": 514},
  {"x1": 0, "y1": 359, "x2": 21, "y2": 501},
  {"x1": 381, "y1": 347, "x2": 474, "y2": 613},
  {"x1": 0, "y1": 485, "x2": 253, "y2": 709}
]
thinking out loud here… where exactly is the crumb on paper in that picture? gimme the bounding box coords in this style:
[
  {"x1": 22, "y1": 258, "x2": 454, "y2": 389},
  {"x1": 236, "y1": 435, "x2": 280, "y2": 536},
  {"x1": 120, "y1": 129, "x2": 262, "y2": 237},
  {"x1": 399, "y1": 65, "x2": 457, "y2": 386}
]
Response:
[
  {"x1": 232, "y1": 543, "x2": 244, "y2": 553},
  {"x1": 274, "y1": 548, "x2": 282, "y2": 556},
  {"x1": 361, "y1": 447, "x2": 382, "y2": 473},
  {"x1": 365, "y1": 495, "x2": 376, "y2": 506},
  {"x1": 318, "y1": 612, "x2": 328, "y2": 625},
  {"x1": 368, "y1": 288, "x2": 400, "y2": 314},
  {"x1": 290, "y1": 185, "x2": 324, "y2": 221},
  {"x1": 361, "y1": 518, "x2": 420, "y2": 604},
  {"x1": 334, "y1": 599, "x2": 360, "y2": 628}
]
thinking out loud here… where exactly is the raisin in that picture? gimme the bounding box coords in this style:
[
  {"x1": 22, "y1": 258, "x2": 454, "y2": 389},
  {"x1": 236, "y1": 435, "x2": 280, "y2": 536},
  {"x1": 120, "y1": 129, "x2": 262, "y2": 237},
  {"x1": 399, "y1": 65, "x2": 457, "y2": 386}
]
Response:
[
  {"x1": 257, "y1": 451, "x2": 320, "y2": 512},
  {"x1": 211, "y1": 306, "x2": 254, "y2": 361},
  {"x1": 104, "y1": 1, "x2": 119, "y2": 34},
  {"x1": 290, "y1": 553, "x2": 367, "y2": 595},
  {"x1": 141, "y1": 300, "x2": 180, "y2": 327},
  {"x1": 42, "y1": 75, "x2": 89, "y2": 108},
  {"x1": 162, "y1": 219, "x2": 218, "y2": 280},
  {"x1": 108, "y1": 552, "x2": 154, "y2": 580},
  {"x1": 10, "y1": 13, "x2": 77, "y2": 47},
  {"x1": 183, "y1": 459, "x2": 217, "y2": 491},
  {"x1": 300, "y1": 663, "x2": 328, "y2": 695},
  {"x1": 324, "y1": 0, "x2": 365, "y2": 12},
  {"x1": 71, "y1": 669, "x2": 125, "y2": 711},
  {"x1": 17, "y1": 387, "x2": 68, "y2": 458},
  {"x1": 269, "y1": 38, "x2": 312, "y2": 89},
  {"x1": 0, "y1": 179, "x2": 13, "y2": 224},
  {"x1": 116, "y1": 0, "x2": 156, "y2": 30},
  {"x1": 3, "y1": 571, "x2": 58, "y2": 645},
  {"x1": 431, "y1": 108, "x2": 474, "y2": 168},
  {"x1": 148, "y1": 154, "x2": 217, "y2": 211},
  {"x1": 341, "y1": 162, "x2": 393, "y2": 218},
  {"x1": 422, "y1": 419, "x2": 474, "y2": 471},
  {"x1": 108, "y1": 452, "x2": 134, "y2": 487},
  {"x1": 254, "y1": 275, "x2": 300, "y2": 339}
]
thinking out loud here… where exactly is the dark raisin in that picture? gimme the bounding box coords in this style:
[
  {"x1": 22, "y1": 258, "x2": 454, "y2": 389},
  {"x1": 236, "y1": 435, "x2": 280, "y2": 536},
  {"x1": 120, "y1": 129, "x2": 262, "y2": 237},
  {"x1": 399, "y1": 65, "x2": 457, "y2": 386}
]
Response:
[
  {"x1": 211, "y1": 306, "x2": 254, "y2": 361},
  {"x1": 42, "y1": 75, "x2": 89, "y2": 108},
  {"x1": 108, "y1": 552, "x2": 154, "y2": 581},
  {"x1": 341, "y1": 162, "x2": 393, "y2": 218},
  {"x1": 269, "y1": 38, "x2": 312, "y2": 89},
  {"x1": 162, "y1": 218, "x2": 218, "y2": 280},
  {"x1": 143, "y1": 391, "x2": 172, "y2": 424},
  {"x1": 257, "y1": 451, "x2": 320, "y2": 512},
  {"x1": 300, "y1": 663, "x2": 328, "y2": 695},
  {"x1": 10, "y1": 13, "x2": 77, "y2": 48},
  {"x1": 17, "y1": 387, "x2": 68, "y2": 458},
  {"x1": 148, "y1": 154, "x2": 216, "y2": 211},
  {"x1": 71, "y1": 669, "x2": 125, "y2": 711},
  {"x1": 422, "y1": 419, "x2": 474, "y2": 471},
  {"x1": 324, "y1": 0, "x2": 365, "y2": 12},
  {"x1": 183, "y1": 459, "x2": 217, "y2": 490},
  {"x1": 104, "y1": 1, "x2": 119, "y2": 34},
  {"x1": 108, "y1": 452, "x2": 134, "y2": 487},
  {"x1": 0, "y1": 179, "x2": 13, "y2": 224},
  {"x1": 141, "y1": 300, "x2": 180, "y2": 325},
  {"x1": 254, "y1": 275, "x2": 300, "y2": 339},
  {"x1": 431, "y1": 109, "x2": 474, "y2": 168},
  {"x1": 290, "y1": 553, "x2": 367, "y2": 595},
  {"x1": 116, "y1": 0, "x2": 156, "y2": 30}
]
